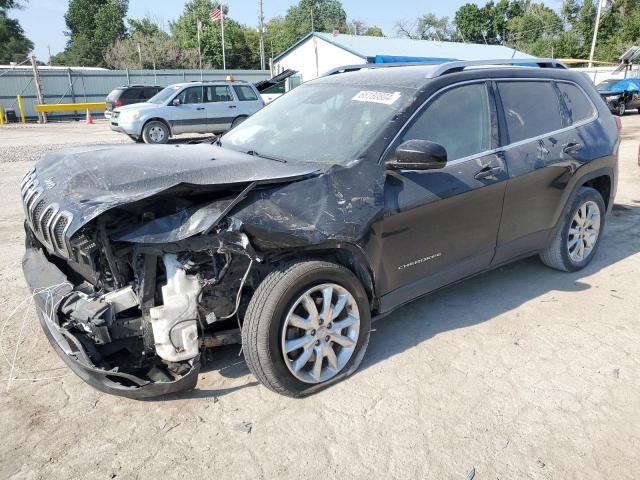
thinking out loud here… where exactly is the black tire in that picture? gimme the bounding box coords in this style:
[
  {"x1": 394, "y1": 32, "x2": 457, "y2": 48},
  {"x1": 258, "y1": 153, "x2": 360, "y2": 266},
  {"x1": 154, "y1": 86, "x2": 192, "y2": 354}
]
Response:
[
  {"x1": 242, "y1": 260, "x2": 371, "y2": 397},
  {"x1": 617, "y1": 102, "x2": 626, "y2": 116},
  {"x1": 142, "y1": 120, "x2": 169, "y2": 144},
  {"x1": 539, "y1": 186, "x2": 606, "y2": 272},
  {"x1": 231, "y1": 116, "x2": 247, "y2": 129}
]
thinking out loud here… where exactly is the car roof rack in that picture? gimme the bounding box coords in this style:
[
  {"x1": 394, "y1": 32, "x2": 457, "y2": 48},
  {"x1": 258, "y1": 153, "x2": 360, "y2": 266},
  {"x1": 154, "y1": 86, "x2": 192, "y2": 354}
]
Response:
[
  {"x1": 426, "y1": 58, "x2": 567, "y2": 77},
  {"x1": 322, "y1": 58, "x2": 567, "y2": 78}
]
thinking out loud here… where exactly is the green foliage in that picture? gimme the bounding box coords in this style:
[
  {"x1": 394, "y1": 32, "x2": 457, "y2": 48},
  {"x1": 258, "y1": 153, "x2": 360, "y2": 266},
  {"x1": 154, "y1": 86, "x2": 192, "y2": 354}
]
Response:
[
  {"x1": 364, "y1": 26, "x2": 384, "y2": 37},
  {"x1": 170, "y1": 0, "x2": 260, "y2": 69},
  {"x1": 53, "y1": 0, "x2": 128, "y2": 66},
  {"x1": 0, "y1": 0, "x2": 32, "y2": 63},
  {"x1": 105, "y1": 17, "x2": 198, "y2": 69}
]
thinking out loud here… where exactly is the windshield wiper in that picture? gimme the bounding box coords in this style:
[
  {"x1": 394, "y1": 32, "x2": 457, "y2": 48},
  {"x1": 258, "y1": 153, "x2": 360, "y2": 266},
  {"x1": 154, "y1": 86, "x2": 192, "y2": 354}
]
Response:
[{"x1": 245, "y1": 150, "x2": 287, "y2": 163}]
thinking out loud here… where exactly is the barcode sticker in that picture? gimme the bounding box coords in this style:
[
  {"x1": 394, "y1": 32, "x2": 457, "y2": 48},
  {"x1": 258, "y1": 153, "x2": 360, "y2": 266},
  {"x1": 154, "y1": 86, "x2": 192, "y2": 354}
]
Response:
[{"x1": 352, "y1": 91, "x2": 401, "y2": 105}]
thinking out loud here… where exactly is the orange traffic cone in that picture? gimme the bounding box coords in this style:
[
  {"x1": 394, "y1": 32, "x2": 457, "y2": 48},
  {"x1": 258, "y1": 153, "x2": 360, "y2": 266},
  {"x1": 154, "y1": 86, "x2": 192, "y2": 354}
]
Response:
[{"x1": 85, "y1": 109, "x2": 94, "y2": 125}]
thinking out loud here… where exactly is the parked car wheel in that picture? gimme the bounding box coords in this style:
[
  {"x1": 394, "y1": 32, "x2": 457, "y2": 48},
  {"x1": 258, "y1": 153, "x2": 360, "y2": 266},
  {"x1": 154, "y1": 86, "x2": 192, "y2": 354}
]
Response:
[
  {"x1": 142, "y1": 121, "x2": 169, "y2": 144},
  {"x1": 539, "y1": 187, "x2": 605, "y2": 272},
  {"x1": 242, "y1": 260, "x2": 371, "y2": 397},
  {"x1": 617, "y1": 102, "x2": 626, "y2": 116},
  {"x1": 231, "y1": 116, "x2": 248, "y2": 129}
]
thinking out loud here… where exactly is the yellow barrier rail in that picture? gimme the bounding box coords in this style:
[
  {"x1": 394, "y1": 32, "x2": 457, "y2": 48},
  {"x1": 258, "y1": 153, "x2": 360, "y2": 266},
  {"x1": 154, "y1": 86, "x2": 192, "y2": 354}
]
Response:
[
  {"x1": 35, "y1": 102, "x2": 107, "y2": 113},
  {"x1": 0, "y1": 104, "x2": 4, "y2": 125}
]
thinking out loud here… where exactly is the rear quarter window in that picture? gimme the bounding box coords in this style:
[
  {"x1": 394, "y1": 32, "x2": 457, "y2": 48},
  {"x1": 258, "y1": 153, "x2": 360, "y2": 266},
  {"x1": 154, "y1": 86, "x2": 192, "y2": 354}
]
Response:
[
  {"x1": 233, "y1": 85, "x2": 259, "y2": 101},
  {"x1": 556, "y1": 82, "x2": 595, "y2": 125},
  {"x1": 498, "y1": 81, "x2": 563, "y2": 143}
]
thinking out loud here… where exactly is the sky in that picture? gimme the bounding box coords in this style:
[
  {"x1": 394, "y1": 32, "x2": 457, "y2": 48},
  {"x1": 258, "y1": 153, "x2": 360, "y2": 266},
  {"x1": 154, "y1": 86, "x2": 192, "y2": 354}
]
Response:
[{"x1": 11, "y1": 0, "x2": 560, "y2": 62}]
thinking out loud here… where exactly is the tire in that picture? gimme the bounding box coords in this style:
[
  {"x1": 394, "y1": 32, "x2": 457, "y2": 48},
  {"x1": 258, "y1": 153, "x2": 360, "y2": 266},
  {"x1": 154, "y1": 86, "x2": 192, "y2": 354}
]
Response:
[
  {"x1": 539, "y1": 186, "x2": 606, "y2": 272},
  {"x1": 231, "y1": 116, "x2": 247, "y2": 129},
  {"x1": 242, "y1": 260, "x2": 371, "y2": 397},
  {"x1": 617, "y1": 102, "x2": 626, "y2": 116},
  {"x1": 142, "y1": 120, "x2": 169, "y2": 144}
]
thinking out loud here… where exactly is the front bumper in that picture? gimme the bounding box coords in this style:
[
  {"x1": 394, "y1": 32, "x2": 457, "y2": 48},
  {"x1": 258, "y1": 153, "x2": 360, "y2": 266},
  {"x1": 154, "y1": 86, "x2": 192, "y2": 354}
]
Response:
[
  {"x1": 22, "y1": 245, "x2": 200, "y2": 399},
  {"x1": 109, "y1": 116, "x2": 144, "y2": 136}
]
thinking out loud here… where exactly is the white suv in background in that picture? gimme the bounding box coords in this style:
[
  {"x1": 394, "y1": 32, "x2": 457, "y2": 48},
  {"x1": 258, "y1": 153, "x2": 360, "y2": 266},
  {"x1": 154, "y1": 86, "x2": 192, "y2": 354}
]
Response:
[{"x1": 109, "y1": 80, "x2": 264, "y2": 144}]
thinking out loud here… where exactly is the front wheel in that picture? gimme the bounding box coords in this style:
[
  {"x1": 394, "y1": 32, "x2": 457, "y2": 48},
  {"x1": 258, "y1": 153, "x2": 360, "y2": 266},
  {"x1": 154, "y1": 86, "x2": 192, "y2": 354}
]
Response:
[
  {"x1": 539, "y1": 187, "x2": 605, "y2": 272},
  {"x1": 242, "y1": 260, "x2": 371, "y2": 397},
  {"x1": 617, "y1": 102, "x2": 626, "y2": 116},
  {"x1": 142, "y1": 121, "x2": 169, "y2": 144}
]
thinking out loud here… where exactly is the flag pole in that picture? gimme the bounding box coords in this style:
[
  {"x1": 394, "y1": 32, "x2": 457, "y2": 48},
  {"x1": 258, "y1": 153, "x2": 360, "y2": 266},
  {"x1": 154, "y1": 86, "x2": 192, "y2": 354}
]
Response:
[{"x1": 221, "y1": 4, "x2": 226, "y2": 70}]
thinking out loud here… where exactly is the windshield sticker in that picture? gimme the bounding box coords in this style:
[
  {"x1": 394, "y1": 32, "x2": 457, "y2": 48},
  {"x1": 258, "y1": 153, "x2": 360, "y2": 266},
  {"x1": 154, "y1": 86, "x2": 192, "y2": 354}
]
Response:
[{"x1": 352, "y1": 91, "x2": 401, "y2": 105}]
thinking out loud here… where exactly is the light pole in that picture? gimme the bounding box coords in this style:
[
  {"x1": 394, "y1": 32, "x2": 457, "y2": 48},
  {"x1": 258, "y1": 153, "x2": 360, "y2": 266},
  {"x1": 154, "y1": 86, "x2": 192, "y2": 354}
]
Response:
[
  {"x1": 258, "y1": 0, "x2": 266, "y2": 70},
  {"x1": 588, "y1": 0, "x2": 605, "y2": 68}
]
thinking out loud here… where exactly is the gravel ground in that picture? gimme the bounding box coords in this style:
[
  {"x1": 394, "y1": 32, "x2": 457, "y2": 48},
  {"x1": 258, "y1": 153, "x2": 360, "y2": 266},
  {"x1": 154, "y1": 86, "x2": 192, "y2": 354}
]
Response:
[{"x1": 0, "y1": 117, "x2": 639, "y2": 479}]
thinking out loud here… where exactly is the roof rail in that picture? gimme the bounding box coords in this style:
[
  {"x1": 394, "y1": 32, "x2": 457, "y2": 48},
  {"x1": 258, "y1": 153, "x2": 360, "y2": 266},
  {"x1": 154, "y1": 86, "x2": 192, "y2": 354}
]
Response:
[
  {"x1": 426, "y1": 58, "x2": 567, "y2": 77},
  {"x1": 322, "y1": 58, "x2": 567, "y2": 78}
]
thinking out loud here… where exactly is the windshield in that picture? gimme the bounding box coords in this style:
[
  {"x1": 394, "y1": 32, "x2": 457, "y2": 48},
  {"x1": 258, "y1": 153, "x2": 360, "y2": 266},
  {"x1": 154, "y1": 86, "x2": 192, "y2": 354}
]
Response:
[
  {"x1": 220, "y1": 82, "x2": 414, "y2": 164},
  {"x1": 147, "y1": 85, "x2": 182, "y2": 104},
  {"x1": 597, "y1": 79, "x2": 639, "y2": 92}
]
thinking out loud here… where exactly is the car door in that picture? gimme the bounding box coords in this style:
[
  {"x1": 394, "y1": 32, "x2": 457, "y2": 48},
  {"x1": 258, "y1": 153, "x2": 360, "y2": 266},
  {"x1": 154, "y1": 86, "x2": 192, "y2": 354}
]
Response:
[
  {"x1": 169, "y1": 86, "x2": 207, "y2": 134},
  {"x1": 204, "y1": 85, "x2": 236, "y2": 132},
  {"x1": 492, "y1": 79, "x2": 594, "y2": 264},
  {"x1": 232, "y1": 84, "x2": 264, "y2": 117},
  {"x1": 377, "y1": 81, "x2": 508, "y2": 307}
]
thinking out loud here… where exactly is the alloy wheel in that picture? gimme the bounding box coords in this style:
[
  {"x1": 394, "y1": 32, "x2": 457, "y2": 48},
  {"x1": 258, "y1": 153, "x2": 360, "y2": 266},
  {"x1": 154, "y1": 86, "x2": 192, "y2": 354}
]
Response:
[
  {"x1": 281, "y1": 283, "x2": 360, "y2": 384},
  {"x1": 567, "y1": 200, "x2": 601, "y2": 263},
  {"x1": 149, "y1": 125, "x2": 166, "y2": 143}
]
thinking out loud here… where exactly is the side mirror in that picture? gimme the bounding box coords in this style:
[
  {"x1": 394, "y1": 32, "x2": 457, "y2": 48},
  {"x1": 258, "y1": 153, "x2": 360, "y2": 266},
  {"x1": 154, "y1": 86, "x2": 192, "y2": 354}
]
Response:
[
  {"x1": 387, "y1": 139, "x2": 447, "y2": 170},
  {"x1": 171, "y1": 98, "x2": 181, "y2": 106}
]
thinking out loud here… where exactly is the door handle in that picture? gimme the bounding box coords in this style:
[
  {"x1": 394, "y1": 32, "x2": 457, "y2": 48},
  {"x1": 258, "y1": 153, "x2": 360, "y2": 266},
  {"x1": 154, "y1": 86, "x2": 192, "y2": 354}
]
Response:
[
  {"x1": 563, "y1": 142, "x2": 582, "y2": 154},
  {"x1": 228, "y1": 105, "x2": 237, "y2": 109},
  {"x1": 474, "y1": 166, "x2": 502, "y2": 180},
  {"x1": 196, "y1": 107, "x2": 205, "y2": 111}
]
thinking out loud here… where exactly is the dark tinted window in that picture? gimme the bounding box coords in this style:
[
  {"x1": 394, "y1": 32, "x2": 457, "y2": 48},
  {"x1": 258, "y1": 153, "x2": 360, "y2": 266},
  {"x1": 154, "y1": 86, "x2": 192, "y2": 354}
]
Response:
[
  {"x1": 556, "y1": 82, "x2": 595, "y2": 124},
  {"x1": 498, "y1": 81, "x2": 563, "y2": 143},
  {"x1": 142, "y1": 87, "x2": 161, "y2": 99},
  {"x1": 233, "y1": 85, "x2": 259, "y2": 101},
  {"x1": 120, "y1": 88, "x2": 142, "y2": 100},
  {"x1": 399, "y1": 82, "x2": 491, "y2": 161},
  {"x1": 176, "y1": 86, "x2": 204, "y2": 104},
  {"x1": 106, "y1": 89, "x2": 124, "y2": 101},
  {"x1": 205, "y1": 85, "x2": 233, "y2": 102}
]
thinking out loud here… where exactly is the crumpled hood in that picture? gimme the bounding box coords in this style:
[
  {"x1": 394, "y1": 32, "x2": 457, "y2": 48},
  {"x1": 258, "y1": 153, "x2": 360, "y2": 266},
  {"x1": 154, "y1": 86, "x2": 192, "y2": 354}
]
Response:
[{"x1": 31, "y1": 143, "x2": 324, "y2": 235}]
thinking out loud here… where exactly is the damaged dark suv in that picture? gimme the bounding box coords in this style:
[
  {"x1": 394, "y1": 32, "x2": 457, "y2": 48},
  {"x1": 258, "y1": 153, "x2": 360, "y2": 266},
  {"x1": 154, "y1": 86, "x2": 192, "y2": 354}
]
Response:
[{"x1": 22, "y1": 59, "x2": 619, "y2": 398}]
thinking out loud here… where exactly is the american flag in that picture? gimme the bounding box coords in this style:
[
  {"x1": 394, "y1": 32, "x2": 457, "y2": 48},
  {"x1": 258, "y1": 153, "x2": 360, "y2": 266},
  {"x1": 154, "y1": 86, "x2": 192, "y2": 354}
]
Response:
[{"x1": 209, "y1": 7, "x2": 223, "y2": 22}]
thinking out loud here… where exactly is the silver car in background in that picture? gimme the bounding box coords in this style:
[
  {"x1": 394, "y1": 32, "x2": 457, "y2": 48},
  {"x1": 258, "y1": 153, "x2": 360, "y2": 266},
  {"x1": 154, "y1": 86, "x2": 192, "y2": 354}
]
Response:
[{"x1": 109, "y1": 80, "x2": 264, "y2": 144}]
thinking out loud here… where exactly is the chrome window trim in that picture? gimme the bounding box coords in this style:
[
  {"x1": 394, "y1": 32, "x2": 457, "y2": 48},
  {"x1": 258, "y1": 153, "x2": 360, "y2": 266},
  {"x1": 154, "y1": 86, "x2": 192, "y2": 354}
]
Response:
[{"x1": 381, "y1": 77, "x2": 599, "y2": 171}]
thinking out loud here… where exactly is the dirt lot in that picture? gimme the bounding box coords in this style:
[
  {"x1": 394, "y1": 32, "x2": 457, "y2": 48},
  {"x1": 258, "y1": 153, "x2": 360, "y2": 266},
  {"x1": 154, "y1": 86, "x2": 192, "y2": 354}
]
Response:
[{"x1": 1, "y1": 118, "x2": 639, "y2": 480}]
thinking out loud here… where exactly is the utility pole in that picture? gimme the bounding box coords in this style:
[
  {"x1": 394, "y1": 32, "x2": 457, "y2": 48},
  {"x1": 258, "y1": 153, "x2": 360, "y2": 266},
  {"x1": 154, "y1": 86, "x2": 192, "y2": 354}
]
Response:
[
  {"x1": 137, "y1": 43, "x2": 143, "y2": 70},
  {"x1": 258, "y1": 0, "x2": 266, "y2": 71},
  {"x1": 31, "y1": 55, "x2": 47, "y2": 124},
  {"x1": 588, "y1": 0, "x2": 604, "y2": 68}
]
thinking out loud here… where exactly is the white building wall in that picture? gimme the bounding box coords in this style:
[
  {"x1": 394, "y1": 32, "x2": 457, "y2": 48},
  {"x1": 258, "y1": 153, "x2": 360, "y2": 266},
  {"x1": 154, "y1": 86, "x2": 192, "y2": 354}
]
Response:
[{"x1": 273, "y1": 37, "x2": 364, "y2": 83}]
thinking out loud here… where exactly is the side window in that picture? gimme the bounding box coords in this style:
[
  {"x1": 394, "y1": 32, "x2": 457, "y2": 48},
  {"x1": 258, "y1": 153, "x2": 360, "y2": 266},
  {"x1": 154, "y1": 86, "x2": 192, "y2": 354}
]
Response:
[
  {"x1": 498, "y1": 81, "x2": 563, "y2": 143},
  {"x1": 142, "y1": 87, "x2": 159, "y2": 99},
  {"x1": 175, "y1": 86, "x2": 204, "y2": 104},
  {"x1": 556, "y1": 82, "x2": 595, "y2": 125},
  {"x1": 399, "y1": 82, "x2": 491, "y2": 161},
  {"x1": 233, "y1": 85, "x2": 259, "y2": 101},
  {"x1": 120, "y1": 88, "x2": 142, "y2": 100},
  {"x1": 205, "y1": 85, "x2": 234, "y2": 102}
]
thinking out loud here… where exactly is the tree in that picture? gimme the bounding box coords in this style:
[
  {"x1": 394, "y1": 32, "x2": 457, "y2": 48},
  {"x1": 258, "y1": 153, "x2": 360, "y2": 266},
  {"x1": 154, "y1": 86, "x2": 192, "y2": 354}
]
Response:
[
  {"x1": 105, "y1": 17, "x2": 198, "y2": 69},
  {"x1": 170, "y1": 0, "x2": 260, "y2": 69},
  {"x1": 454, "y1": 3, "x2": 491, "y2": 43},
  {"x1": 53, "y1": 0, "x2": 128, "y2": 66},
  {"x1": 396, "y1": 14, "x2": 453, "y2": 41},
  {"x1": 364, "y1": 26, "x2": 384, "y2": 37},
  {"x1": 0, "y1": 0, "x2": 33, "y2": 63}
]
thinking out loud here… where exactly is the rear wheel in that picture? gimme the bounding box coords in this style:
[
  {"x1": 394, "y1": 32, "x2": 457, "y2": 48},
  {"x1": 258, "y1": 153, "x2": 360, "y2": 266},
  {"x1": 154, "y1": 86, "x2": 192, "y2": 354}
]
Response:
[
  {"x1": 242, "y1": 260, "x2": 371, "y2": 397},
  {"x1": 142, "y1": 121, "x2": 169, "y2": 144},
  {"x1": 539, "y1": 187, "x2": 605, "y2": 272},
  {"x1": 231, "y1": 116, "x2": 247, "y2": 129}
]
